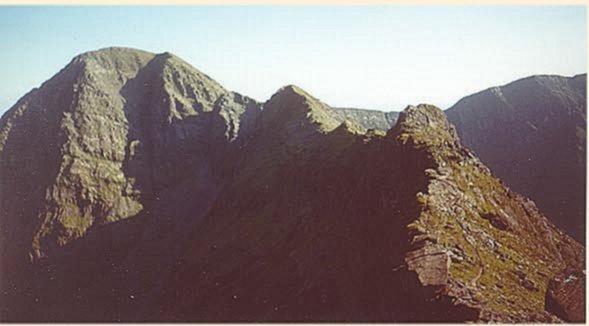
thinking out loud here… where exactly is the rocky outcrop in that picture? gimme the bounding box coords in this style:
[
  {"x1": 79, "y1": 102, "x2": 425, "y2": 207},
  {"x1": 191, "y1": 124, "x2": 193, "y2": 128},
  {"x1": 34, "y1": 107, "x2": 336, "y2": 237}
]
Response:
[
  {"x1": 0, "y1": 48, "x2": 584, "y2": 322},
  {"x1": 392, "y1": 104, "x2": 584, "y2": 322},
  {"x1": 405, "y1": 246, "x2": 451, "y2": 287},
  {"x1": 546, "y1": 269, "x2": 586, "y2": 323},
  {"x1": 446, "y1": 74, "x2": 587, "y2": 242}
]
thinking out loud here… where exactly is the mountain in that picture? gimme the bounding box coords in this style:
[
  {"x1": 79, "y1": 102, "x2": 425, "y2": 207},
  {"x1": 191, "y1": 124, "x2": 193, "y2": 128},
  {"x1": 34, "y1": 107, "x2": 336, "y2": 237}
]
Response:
[
  {"x1": 332, "y1": 107, "x2": 399, "y2": 132},
  {"x1": 0, "y1": 47, "x2": 263, "y2": 319},
  {"x1": 446, "y1": 74, "x2": 587, "y2": 243},
  {"x1": 0, "y1": 48, "x2": 585, "y2": 322}
]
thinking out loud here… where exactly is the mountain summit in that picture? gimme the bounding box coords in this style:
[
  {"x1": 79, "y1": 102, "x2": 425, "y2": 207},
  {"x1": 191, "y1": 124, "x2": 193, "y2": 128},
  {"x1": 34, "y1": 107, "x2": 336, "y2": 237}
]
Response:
[{"x1": 0, "y1": 48, "x2": 585, "y2": 323}]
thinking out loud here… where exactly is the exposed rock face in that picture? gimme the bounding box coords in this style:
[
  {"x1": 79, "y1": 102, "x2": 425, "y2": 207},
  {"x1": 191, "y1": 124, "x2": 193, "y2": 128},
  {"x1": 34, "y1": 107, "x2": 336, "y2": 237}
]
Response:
[
  {"x1": 392, "y1": 104, "x2": 584, "y2": 322},
  {"x1": 446, "y1": 75, "x2": 587, "y2": 242},
  {"x1": 405, "y1": 246, "x2": 451, "y2": 287},
  {"x1": 0, "y1": 47, "x2": 260, "y2": 258},
  {"x1": 0, "y1": 47, "x2": 261, "y2": 319},
  {"x1": 332, "y1": 107, "x2": 399, "y2": 131},
  {"x1": 545, "y1": 269, "x2": 586, "y2": 322},
  {"x1": 0, "y1": 48, "x2": 585, "y2": 323}
]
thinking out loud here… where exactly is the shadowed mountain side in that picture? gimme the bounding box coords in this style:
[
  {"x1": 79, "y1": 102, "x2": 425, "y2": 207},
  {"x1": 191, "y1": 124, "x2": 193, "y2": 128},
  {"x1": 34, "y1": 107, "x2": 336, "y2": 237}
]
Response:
[
  {"x1": 153, "y1": 93, "x2": 469, "y2": 322},
  {"x1": 446, "y1": 74, "x2": 586, "y2": 243},
  {"x1": 151, "y1": 98, "x2": 583, "y2": 322}
]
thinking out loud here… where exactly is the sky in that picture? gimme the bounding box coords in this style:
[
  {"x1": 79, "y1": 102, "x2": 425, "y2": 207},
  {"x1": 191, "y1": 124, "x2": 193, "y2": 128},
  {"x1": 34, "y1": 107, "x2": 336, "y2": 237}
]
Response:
[{"x1": 0, "y1": 6, "x2": 586, "y2": 114}]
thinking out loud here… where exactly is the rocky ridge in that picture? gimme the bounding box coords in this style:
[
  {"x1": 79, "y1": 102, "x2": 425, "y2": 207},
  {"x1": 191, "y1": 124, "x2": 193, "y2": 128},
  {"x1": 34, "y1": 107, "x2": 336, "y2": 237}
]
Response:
[{"x1": 0, "y1": 48, "x2": 585, "y2": 322}]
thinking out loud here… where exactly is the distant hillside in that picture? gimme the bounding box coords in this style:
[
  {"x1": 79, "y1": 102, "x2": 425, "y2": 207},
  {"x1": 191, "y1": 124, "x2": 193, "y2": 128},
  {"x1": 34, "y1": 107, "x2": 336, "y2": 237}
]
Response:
[
  {"x1": 446, "y1": 74, "x2": 586, "y2": 243},
  {"x1": 332, "y1": 107, "x2": 399, "y2": 131}
]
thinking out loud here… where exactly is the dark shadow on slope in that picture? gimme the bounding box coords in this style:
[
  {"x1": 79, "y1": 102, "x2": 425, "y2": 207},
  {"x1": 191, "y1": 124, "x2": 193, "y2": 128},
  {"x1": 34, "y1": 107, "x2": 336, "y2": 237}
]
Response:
[
  {"x1": 151, "y1": 112, "x2": 482, "y2": 322},
  {"x1": 0, "y1": 63, "x2": 89, "y2": 321}
]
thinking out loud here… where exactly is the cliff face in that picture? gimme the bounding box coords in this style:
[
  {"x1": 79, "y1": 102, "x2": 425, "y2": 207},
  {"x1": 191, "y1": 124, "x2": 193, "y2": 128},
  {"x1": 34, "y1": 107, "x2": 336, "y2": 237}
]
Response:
[
  {"x1": 446, "y1": 75, "x2": 587, "y2": 243},
  {"x1": 332, "y1": 107, "x2": 399, "y2": 131},
  {"x1": 0, "y1": 47, "x2": 262, "y2": 319},
  {"x1": 0, "y1": 48, "x2": 584, "y2": 323},
  {"x1": 0, "y1": 47, "x2": 261, "y2": 258}
]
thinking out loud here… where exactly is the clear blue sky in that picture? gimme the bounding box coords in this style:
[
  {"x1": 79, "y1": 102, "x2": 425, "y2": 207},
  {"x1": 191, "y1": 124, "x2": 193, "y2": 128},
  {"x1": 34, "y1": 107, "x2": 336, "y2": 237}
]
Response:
[{"x1": 0, "y1": 6, "x2": 586, "y2": 113}]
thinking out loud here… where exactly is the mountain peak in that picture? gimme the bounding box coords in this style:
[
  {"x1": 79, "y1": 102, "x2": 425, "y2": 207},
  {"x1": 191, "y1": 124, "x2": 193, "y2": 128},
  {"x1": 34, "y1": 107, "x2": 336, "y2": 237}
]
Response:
[
  {"x1": 277, "y1": 84, "x2": 306, "y2": 95},
  {"x1": 71, "y1": 46, "x2": 156, "y2": 68},
  {"x1": 75, "y1": 46, "x2": 155, "y2": 58},
  {"x1": 67, "y1": 47, "x2": 220, "y2": 94},
  {"x1": 389, "y1": 104, "x2": 460, "y2": 146},
  {"x1": 268, "y1": 84, "x2": 317, "y2": 105},
  {"x1": 0, "y1": 46, "x2": 262, "y2": 263},
  {"x1": 263, "y1": 85, "x2": 343, "y2": 132}
]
